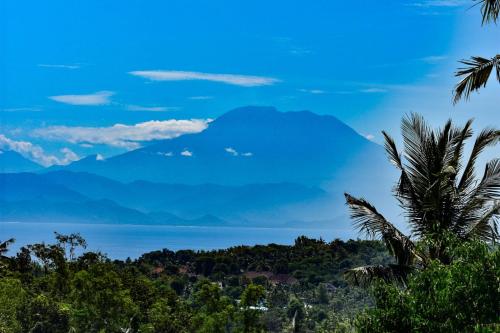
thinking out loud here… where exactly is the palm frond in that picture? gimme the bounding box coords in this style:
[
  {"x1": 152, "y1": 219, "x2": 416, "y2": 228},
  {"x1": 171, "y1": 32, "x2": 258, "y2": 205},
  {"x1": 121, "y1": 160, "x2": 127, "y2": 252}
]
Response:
[
  {"x1": 464, "y1": 201, "x2": 499, "y2": 241},
  {"x1": 455, "y1": 159, "x2": 500, "y2": 240},
  {"x1": 477, "y1": 0, "x2": 500, "y2": 24},
  {"x1": 453, "y1": 55, "x2": 500, "y2": 104},
  {"x1": 0, "y1": 238, "x2": 15, "y2": 260},
  {"x1": 344, "y1": 193, "x2": 418, "y2": 266},
  {"x1": 344, "y1": 264, "x2": 413, "y2": 287},
  {"x1": 459, "y1": 129, "x2": 500, "y2": 192},
  {"x1": 383, "y1": 130, "x2": 419, "y2": 206}
]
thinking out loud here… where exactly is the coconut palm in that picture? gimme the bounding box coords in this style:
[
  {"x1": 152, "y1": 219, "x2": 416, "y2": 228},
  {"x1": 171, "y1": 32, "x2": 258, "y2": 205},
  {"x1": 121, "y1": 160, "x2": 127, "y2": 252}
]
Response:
[
  {"x1": 0, "y1": 238, "x2": 14, "y2": 259},
  {"x1": 344, "y1": 113, "x2": 499, "y2": 284},
  {"x1": 0, "y1": 238, "x2": 15, "y2": 269},
  {"x1": 453, "y1": 0, "x2": 499, "y2": 103}
]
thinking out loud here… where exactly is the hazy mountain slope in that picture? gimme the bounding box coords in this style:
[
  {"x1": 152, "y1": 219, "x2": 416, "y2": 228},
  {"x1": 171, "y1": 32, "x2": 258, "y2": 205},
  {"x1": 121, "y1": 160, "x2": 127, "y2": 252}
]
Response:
[
  {"x1": 0, "y1": 172, "x2": 328, "y2": 223},
  {"x1": 24, "y1": 171, "x2": 328, "y2": 219},
  {"x1": 0, "y1": 151, "x2": 42, "y2": 173}
]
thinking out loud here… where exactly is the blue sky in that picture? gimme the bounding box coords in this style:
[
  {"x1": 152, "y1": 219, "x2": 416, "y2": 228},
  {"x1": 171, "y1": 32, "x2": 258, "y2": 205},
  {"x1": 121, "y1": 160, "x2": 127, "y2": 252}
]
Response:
[{"x1": 0, "y1": 0, "x2": 498, "y2": 165}]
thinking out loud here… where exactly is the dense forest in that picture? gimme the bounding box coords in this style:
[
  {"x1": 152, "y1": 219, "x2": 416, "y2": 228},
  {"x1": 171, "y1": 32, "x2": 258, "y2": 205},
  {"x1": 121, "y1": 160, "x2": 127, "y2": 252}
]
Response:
[{"x1": 0, "y1": 234, "x2": 394, "y2": 332}]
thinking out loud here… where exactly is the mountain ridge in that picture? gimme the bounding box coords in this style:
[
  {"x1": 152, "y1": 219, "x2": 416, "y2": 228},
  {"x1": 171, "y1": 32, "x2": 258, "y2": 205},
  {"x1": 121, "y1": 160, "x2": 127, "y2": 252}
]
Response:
[{"x1": 56, "y1": 106, "x2": 384, "y2": 187}]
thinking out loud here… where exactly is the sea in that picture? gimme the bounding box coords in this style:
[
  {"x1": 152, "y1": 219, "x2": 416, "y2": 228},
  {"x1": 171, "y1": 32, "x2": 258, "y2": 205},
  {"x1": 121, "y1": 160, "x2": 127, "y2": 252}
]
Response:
[{"x1": 0, "y1": 222, "x2": 355, "y2": 259}]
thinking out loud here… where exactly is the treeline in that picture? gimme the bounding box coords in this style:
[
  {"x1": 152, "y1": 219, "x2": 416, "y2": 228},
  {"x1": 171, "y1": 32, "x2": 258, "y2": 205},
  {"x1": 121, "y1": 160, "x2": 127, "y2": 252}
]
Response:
[{"x1": 0, "y1": 234, "x2": 391, "y2": 332}]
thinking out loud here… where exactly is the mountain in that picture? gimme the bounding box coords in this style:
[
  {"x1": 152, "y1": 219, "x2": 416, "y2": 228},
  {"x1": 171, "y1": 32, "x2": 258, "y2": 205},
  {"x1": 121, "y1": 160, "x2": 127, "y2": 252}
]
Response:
[
  {"x1": 57, "y1": 106, "x2": 386, "y2": 188},
  {"x1": 0, "y1": 172, "x2": 86, "y2": 202},
  {"x1": 0, "y1": 150, "x2": 42, "y2": 173},
  {"x1": 0, "y1": 171, "x2": 328, "y2": 224}
]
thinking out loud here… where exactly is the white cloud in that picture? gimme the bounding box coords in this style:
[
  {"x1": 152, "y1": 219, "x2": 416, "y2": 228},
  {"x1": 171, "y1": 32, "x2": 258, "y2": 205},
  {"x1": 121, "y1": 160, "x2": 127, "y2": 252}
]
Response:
[
  {"x1": 419, "y1": 55, "x2": 447, "y2": 64},
  {"x1": 289, "y1": 47, "x2": 313, "y2": 56},
  {"x1": 224, "y1": 147, "x2": 253, "y2": 157},
  {"x1": 298, "y1": 89, "x2": 326, "y2": 94},
  {"x1": 225, "y1": 147, "x2": 239, "y2": 156},
  {"x1": 360, "y1": 88, "x2": 388, "y2": 93},
  {"x1": 189, "y1": 96, "x2": 214, "y2": 100},
  {"x1": 129, "y1": 70, "x2": 280, "y2": 87},
  {"x1": 49, "y1": 91, "x2": 114, "y2": 106},
  {"x1": 365, "y1": 134, "x2": 375, "y2": 141},
  {"x1": 408, "y1": 0, "x2": 466, "y2": 7},
  {"x1": 59, "y1": 147, "x2": 80, "y2": 165},
  {"x1": 95, "y1": 154, "x2": 105, "y2": 161},
  {"x1": 33, "y1": 119, "x2": 209, "y2": 150},
  {"x1": 157, "y1": 151, "x2": 174, "y2": 157},
  {"x1": 0, "y1": 134, "x2": 78, "y2": 166},
  {"x1": 125, "y1": 105, "x2": 175, "y2": 112},
  {"x1": 1, "y1": 107, "x2": 42, "y2": 112},
  {"x1": 38, "y1": 64, "x2": 80, "y2": 69},
  {"x1": 181, "y1": 149, "x2": 193, "y2": 157}
]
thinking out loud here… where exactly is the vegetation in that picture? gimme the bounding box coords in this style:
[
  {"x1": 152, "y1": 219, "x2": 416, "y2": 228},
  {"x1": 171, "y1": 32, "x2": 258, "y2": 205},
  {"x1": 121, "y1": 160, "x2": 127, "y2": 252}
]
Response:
[
  {"x1": 453, "y1": 0, "x2": 499, "y2": 103},
  {"x1": 0, "y1": 234, "x2": 393, "y2": 332},
  {"x1": 344, "y1": 114, "x2": 499, "y2": 284},
  {"x1": 355, "y1": 240, "x2": 499, "y2": 332}
]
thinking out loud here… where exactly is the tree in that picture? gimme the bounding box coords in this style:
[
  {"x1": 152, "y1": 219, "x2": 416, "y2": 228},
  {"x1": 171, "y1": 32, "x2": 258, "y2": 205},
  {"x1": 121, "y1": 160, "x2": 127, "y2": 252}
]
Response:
[
  {"x1": 19, "y1": 294, "x2": 70, "y2": 333},
  {"x1": 54, "y1": 232, "x2": 87, "y2": 261},
  {"x1": 344, "y1": 114, "x2": 499, "y2": 284},
  {"x1": 0, "y1": 278, "x2": 25, "y2": 333},
  {"x1": 238, "y1": 284, "x2": 266, "y2": 333},
  {"x1": 287, "y1": 296, "x2": 305, "y2": 333},
  {"x1": 0, "y1": 238, "x2": 14, "y2": 270},
  {"x1": 355, "y1": 241, "x2": 500, "y2": 332},
  {"x1": 453, "y1": 0, "x2": 499, "y2": 103},
  {"x1": 317, "y1": 284, "x2": 329, "y2": 304},
  {"x1": 70, "y1": 264, "x2": 138, "y2": 332}
]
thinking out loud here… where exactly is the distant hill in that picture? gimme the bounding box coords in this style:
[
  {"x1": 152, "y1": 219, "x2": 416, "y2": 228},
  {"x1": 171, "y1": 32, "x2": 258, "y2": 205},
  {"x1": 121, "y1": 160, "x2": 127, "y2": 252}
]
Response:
[
  {"x1": 0, "y1": 171, "x2": 328, "y2": 225},
  {"x1": 0, "y1": 150, "x2": 42, "y2": 173},
  {"x1": 56, "y1": 106, "x2": 386, "y2": 188}
]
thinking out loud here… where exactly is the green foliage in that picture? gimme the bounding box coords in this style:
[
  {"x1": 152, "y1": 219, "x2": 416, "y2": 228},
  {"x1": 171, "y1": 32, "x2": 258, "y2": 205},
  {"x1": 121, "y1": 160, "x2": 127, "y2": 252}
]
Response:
[
  {"x1": 70, "y1": 264, "x2": 138, "y2": 332},
  {"x1": 19, "y1": 294, "x2": 70, "y2": 333},
  {"x1": 0, "y1": 278, "x2": 25, "y2": 333},
  {"x1": 356, "y1": 241, "x2": 500, "y2": 333},
  {"x1": 0, "y1": 234, "x2": 389, "y2": 333}
]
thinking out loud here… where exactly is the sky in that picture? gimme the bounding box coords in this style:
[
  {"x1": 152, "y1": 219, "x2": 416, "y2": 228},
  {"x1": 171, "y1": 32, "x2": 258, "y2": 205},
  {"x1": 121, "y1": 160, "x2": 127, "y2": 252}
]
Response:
[{"x1": 0, "y1": 0, "x2": 498, "y2": 166}]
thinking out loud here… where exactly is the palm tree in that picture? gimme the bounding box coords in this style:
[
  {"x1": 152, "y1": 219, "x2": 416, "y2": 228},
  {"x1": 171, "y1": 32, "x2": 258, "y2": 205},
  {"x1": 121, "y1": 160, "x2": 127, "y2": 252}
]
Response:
[
  {"x1": 0, "y1": 238, "x2": 14, "y2": 259},
  {"x1": 453, "y1": 0, "x2": 499, "y2": 103},
  {"x1": 344, "y1": 114, "x2": 499, "y2": 284},
  {"x1": 0, "y1": 238, "x2": 15, "y2": 268}
]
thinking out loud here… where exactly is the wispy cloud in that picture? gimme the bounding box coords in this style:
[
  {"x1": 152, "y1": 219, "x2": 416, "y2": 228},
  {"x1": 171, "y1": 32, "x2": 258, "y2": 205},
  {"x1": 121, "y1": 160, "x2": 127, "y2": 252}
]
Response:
[
  {"x1": 125, "y1": 105, "x2": 176, "y2": 112},
  {"x1": 129, "y1": 70, "x2": 280, "y2": 87},
  {"x1": 49, "y1": 91, "x2": 114, "y2": 106},
  {"x1": 0, "y1": 134, "x2": 79, "y2": 166},
  {"x1": 157, "y1": 151, "x2": 174, "y2": 157},
  {"x1": 189, "y1": 96, "x2": 214, "y2": 100},
  {"x1": 33, "y1": 119, "x2": 209, "y2": 150},
  {"x1": 298, "y1": 89, "x2": 326, "y2": 94},
  {"x1": 408, "y1": 0, "x2": 467, "y2": 7},
  {"x1": 419, "y1": 55, "x2": 447, "y2": 64},
  {"x1": 225, "y1": 147, "x2": 239, "y2": 156},
  {"x1": 1, "y1": 107, "x2": 42, "y2": 112},
  {"x1": 38, "y1": 64, "x2": 80, "y2": 69},
  {"x1": 360, "y1": 88, "x2": 388, "y2": 93},
  {"x1": 224, "y1": 147, "x2": 253, "y2": 157}
]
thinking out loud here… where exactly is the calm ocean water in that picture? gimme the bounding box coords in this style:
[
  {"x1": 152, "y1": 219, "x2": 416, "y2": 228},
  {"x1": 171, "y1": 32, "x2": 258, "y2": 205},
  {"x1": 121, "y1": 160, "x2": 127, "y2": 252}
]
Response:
[{"x1": 0, "y1": 222, "x2": 354, "y2": 259}]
